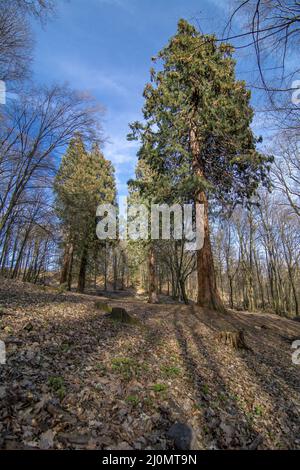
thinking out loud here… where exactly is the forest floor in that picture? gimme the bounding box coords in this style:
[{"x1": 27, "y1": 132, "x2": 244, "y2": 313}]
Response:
[{"x1": 0, "y1": 277, "x2": 300, "y2": 450}]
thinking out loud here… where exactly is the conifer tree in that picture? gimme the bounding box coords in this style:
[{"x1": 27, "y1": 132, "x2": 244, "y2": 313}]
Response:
[
  {"x1": 129, "y1": 19, "x2": 272, "y2": 312},
  {"x1": 54, "y1": 135, "x2": 116, "y2": 292}
]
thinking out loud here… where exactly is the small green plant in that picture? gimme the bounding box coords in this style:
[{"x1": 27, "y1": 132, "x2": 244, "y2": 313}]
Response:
[
  {"x1": 125, "y1": 395, "x2": 140, "y2": 407},
  {"x1": 254, "y1": 405, "x2": 263, "y2": 416},
  {"x1": 4, "y1": 325, "x2": 13, "y2": 334},
  {"x1": 151, "y1": 383, "x2": 168, "y2": 393},
  {"x1": 48, "y1": 376, "x2": 66, "y2": 399},
  {"x1": 111, "y1": 357, "x2": 148, "y2": 381},
  {"x1": 112, "y1": 357, "x2": 134, "y2": 367},
  {"x1": 202, "y1": 384, "x2": 209, "y2": 395},
  {"x1": 160, "y1": 365, "x2": 181, "y2": 378}
]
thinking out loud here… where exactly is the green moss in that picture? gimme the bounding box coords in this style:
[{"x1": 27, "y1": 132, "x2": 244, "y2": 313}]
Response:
[{"x1": 94, "y1": 301, "x2": 112, "y2": 313}]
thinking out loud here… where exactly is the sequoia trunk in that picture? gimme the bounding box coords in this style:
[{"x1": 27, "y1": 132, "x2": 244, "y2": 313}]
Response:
[
  {"x1": 190, "y1": 125, "x2": 225, "y2": 312},
  {"x1": 196, "y1": 190, "x2": 225, "y2": 311}
]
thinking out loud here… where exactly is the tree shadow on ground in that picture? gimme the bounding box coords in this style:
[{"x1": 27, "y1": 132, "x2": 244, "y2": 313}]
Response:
[
  {"x1": 194, "y1": 307, "x2": 300, "y2": 395},
  {"x1": 190, "y1": 307, "x2": 300, "y2": 448},
  {"x1": 173, "y1": 312, "x2": 260, "y2": 449},
  {"x1": 0, "y1": 289, "x2": 176, "y2": 449}
]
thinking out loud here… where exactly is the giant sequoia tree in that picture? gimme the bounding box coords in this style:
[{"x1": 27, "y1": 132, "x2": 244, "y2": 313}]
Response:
[{"x1": 129, "y1": 20, "x2": 272, "y2": 312}]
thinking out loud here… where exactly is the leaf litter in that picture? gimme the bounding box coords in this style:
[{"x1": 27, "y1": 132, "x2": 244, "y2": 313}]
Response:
[{"x1": 0, "y1": 278, "x2": 300, "y2": 450}]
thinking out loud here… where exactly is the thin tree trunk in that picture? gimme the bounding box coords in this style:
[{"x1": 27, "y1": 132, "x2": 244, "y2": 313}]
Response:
[
  {"x1": 148, "y1": 244, "x2": 158, "y2": 304},
  {"x1": 229, "y1": 276, "x2": 234, "y2": 309},
  {"x1": 67, "y1": 244, "x2": 74, "y2": 291},
  {"x1": 113, "y1": 249, "x2": 117, "y2": 291},
  {"x1": 60, "y1": 241, "x2": 73, "y2": 286},
  {"x1": 78, "y1": 246, "x2": 88, "y2": 293},
  {"x1": 104, "y1": 243, "x2": 108, "y2": 291}
]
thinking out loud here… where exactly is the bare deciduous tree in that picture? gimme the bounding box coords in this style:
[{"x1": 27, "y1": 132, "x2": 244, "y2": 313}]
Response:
[{"x1": 0, "y1": 84, "x2": 102, "y2": 239}]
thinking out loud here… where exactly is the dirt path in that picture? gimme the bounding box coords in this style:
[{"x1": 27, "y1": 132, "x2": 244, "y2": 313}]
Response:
[{"x1": 0, "y1": 279, "x2": 299, "y2": 450}]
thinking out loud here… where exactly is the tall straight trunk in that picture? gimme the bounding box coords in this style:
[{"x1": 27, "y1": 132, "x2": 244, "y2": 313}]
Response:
[
  {"x1": 67, "y1": 245, "x2": 74, "y2": 291},
  {"x1": 229, "y1": 276, "x2": 234, "y2": 309},
  {"x1": 0, "y1": 227, "x2": 11, "y2": 271},
  {"x1": 190, "y1": 126, "x2": 225, "y2": 312},
  {"x1": 247, "y1": 211, "x2": 256, "y2": 311},
  {"x1": 34, "y1": 240, "x2": 47, "y2": 284},
  {"x1": 158, "y1": 265, "x2": 163, "y2": 294},
  {"x1": 104, "y1": 242, "x2": 108, "y2": 291},
  {"x1": 113, "y1": 249, "x2": 117, "y2": 291},
  {"x1": 93, "y1": 248, "x2": 98, "y2": 289},
  {"x1": 10, "y1": 233, "x2": 19, "y2": 275},
  {"x1": 60, "y1": 241, "x2": 73, "y2": 286},
  {"x1": 171, "y1": 270, "x2": 177, "y2": 299},
  {"x1": 283, "y1": 250, "x2": 299, "y2": 317},
  {"x1": 12, "y1": 229, "x2": 31, "y2": 279},
  {"x1": 78, "y1": 246, "x2": 88, "y2": 293},
  {"x1": 120, "y1": 254, "x2": 125, "y2": 290},
  {"x1": 148, "y1": 244, "x2": 158, "y2": 304},
  {"x1": 253, "y1": 248, "x2": 264, "y2": 309},
  {"x1": 22, "y1": 245, "x2": 32, "y2": 281},
  {"x1": 196, "y1": 191, "x2": 225, "y2": 311}
]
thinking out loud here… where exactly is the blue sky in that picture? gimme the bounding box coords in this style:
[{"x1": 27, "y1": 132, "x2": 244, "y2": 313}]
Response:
[{"x1": 31, "y1": 0, "x2": 268, "y2": 197}]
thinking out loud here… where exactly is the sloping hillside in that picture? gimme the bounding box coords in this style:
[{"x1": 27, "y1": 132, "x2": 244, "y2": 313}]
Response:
[{"x1": 0, "y1": 279, "x2": 299, "y2": 450}]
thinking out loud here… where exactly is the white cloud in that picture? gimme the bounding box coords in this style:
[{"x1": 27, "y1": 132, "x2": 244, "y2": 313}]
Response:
[
  {"x1": 105, "y1": 138, "x2": 138, "y2": 165},
  {"x1": 55, "y1": 60, "x2": 128, "y2": 96},
  {"x1": 103, "y1": 131, "x2": 139, "y2": 196}
]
